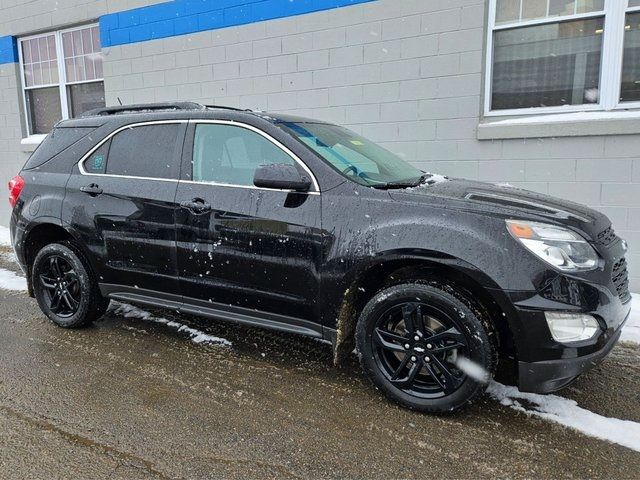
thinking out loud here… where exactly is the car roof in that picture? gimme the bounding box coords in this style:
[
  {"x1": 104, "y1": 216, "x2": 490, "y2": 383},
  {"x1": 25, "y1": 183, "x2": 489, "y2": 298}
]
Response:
[{"x1": 56, "y1": 102, "x2": 325, "y2": 129}]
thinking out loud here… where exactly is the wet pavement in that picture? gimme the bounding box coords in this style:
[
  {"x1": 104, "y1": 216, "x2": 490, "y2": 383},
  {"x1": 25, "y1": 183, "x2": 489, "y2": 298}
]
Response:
[{"x1": 0, "y1": 248, "x2": 639, "y2": 479}]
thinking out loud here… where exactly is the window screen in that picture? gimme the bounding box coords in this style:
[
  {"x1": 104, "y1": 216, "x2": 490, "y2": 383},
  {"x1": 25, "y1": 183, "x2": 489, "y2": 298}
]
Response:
[
  {"x1": 192, "y1": 124, "x2": 294, "y2": 186},
  {"x1": 106, "y1": 124, "x2": 180, "y2": 179},
  {"x1": 20, "y1": 26, "x2": 105, "y2": 135}
]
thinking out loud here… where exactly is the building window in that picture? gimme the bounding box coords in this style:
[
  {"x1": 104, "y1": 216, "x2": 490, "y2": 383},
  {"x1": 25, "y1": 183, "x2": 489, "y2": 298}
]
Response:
[
  {"x1": 19, "y1": 25, "x2": 105, "y2": 135},
  {"x1": 486, "y1": 1, "x2": 640, "y2": 115}
]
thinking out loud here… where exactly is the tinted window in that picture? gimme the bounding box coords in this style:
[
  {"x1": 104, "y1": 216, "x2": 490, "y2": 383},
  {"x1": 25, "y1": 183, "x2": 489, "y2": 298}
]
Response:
[
  {"x1": 192, "y1": 124, "x2": 294, "y2": 186},
  {"x1": 106, "y1": 124, "x2": 180, "y2": 178},
  {"x1": 24, "y1": 126, "x2": 97, "y2": 170},
  {"x1": 83, "y1": 140, "x2": 109, "y2": 174}
]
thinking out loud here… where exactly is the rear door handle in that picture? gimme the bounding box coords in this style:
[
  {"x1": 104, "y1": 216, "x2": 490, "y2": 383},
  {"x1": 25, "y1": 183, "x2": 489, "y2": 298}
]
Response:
[
  {"x1": 180, "y1": 198, "x2": 211, "y2": 215},
  {"x1": 80, "y1": 184, "x2": 103, "y2": 196}
]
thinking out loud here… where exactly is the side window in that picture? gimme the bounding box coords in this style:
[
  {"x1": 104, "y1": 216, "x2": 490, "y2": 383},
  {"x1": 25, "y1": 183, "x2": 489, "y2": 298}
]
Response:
[
  {"x1": 105, "y1": 124, "x2": 180, "y2": 178},
  {"x1": 83, "y1": 140, "x2": 109, "y2": 174},
  {"x1": 192, "y1": 124, "x2": 294, "y2": 186}
]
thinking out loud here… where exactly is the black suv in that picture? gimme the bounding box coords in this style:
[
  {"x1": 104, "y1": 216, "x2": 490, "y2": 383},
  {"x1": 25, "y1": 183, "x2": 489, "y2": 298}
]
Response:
[{"x1": 9, "y1": 103, "x2": 632, "y2": 413}]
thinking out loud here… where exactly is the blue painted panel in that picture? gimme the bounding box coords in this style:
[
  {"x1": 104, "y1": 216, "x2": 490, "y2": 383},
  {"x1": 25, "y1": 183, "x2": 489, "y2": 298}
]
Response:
[
  {"x1": 99, "y1": 0, "x2": 376, "y2": 47},
  {"x1": 0, "y1": 36, "x2": 18, "y2": 65}
]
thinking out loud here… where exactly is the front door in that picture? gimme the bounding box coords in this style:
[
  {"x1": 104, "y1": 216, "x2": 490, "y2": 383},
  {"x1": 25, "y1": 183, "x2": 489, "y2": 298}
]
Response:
[
  {"x1": 175, "y1": 121, "x2": 323, "y2": 330},
  {"x1": 64, "y1": 121, "x2": 186, "y2": 300}
]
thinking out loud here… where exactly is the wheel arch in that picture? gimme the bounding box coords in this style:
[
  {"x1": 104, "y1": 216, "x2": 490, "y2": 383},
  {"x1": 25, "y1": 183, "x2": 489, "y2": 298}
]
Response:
[
  {"x1": 22, "y1": 221, "x2": 92, "y2": 297},
  {"x1": 331, "y1": 249, "x2": 519, "y2": 376}
]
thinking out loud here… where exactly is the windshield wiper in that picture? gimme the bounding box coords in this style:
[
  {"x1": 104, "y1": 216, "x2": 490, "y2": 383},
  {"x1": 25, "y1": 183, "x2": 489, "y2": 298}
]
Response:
[{"x1": 372, "y1": 173, "x2": 432, "y2": 190}]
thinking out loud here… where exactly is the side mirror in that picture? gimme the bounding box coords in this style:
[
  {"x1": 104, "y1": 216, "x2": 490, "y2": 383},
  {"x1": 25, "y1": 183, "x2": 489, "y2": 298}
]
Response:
[{"x1": 253, "y1": 163, "x2": 312, "y2": 192}]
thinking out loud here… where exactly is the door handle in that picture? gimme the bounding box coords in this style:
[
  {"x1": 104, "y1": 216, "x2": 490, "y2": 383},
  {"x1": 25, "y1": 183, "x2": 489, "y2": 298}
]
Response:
[
  {"x1": 180, "y1": 198, "x2": 211, "y2": 215},
  {"x1": 80, "y1": 183, "x2": 103, "y2": 196}
]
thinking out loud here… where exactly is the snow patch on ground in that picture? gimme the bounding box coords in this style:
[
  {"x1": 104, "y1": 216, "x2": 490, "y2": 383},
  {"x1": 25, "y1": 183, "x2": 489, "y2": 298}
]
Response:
[
  {"x1": 0, "y1": 226, "x2": 10, "y2": 247},
  {"x1": 488, "y1": 381, "x2": 640, "y2": 453},
  {"x1": 0, "y1": 268, "x2": 27, "y2": 291},
  {"x1": 621, "y1": 293, "x2": 640, "y2": 344},
  {"x1": 109, "y1": 301, "x2": 231, "y2": 347}
]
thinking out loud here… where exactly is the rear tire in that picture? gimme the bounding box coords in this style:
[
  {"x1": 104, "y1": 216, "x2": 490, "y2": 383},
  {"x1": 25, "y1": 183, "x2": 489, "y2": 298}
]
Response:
[
  {"x1": 356, "y1": 283, "x2": 495, "y2": 414},
  {"x1": 32, "y1": 242, "x2": 109, "y2": 328}
]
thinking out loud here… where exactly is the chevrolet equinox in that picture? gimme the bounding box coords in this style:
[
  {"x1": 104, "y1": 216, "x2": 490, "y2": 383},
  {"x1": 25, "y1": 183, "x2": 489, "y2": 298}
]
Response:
[{"x1": 8, "y1": 102, "x2": 632, "y2": 413}]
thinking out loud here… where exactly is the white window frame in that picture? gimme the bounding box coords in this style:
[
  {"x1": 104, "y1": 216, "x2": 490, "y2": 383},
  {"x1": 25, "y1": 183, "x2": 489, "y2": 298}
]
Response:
[
  {"x1": 484, "y1": 0, "x2": 640, "y2": 117},
  {"x1": 18, "y1": 23, "x2": 103, "y2": 137}
]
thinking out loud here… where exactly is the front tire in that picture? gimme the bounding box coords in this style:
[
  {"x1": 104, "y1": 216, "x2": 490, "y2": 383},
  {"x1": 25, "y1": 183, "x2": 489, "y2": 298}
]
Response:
[
  {"x1": 356, "y1": 283, "x2": 495, "y2": 413},
  {"x1": 32, "y1": 242, "x2": 109, "y2": 328}
]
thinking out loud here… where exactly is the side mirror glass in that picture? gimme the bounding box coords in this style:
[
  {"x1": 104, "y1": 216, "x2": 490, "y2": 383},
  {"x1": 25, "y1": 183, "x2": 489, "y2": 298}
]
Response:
[{"x1": 253, "y1": 163, "x2": 312, "y2": 192}]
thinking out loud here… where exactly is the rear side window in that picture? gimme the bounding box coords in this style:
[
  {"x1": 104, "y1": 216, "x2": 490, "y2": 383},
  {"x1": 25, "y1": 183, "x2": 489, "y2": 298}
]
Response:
[
  {"x1": 24, "y1": 126, "x2": 97, "y2": 170},
  {"x1": 192, "y1": 124, "x2": 294, "y2": 186},
  {"x1": 103, "y1": 124, "x2": 180, "y2": 178}
]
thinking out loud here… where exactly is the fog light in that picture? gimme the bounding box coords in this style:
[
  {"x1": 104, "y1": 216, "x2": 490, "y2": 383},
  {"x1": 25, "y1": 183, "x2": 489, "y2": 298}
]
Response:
[{"x1": 545, "y1": 312, "x2": 599, "y2": 343}]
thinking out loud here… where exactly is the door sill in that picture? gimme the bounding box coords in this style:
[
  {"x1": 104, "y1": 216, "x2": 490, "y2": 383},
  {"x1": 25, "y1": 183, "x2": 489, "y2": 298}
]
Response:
[{"x1": 101, "y1": 284, "x2": 323, "y2": 339}]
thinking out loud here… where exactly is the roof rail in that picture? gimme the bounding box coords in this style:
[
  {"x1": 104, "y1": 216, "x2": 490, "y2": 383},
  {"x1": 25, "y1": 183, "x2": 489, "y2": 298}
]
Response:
[
  {"x1": 204, "y1": 105, "x2": 252, "y2": 112},
  {"x1": 81, "y1": 102, "x2": 206, "y2": 117}
]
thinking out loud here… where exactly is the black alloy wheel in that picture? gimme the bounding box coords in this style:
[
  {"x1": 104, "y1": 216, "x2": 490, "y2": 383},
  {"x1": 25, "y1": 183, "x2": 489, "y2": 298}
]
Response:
[
  {"x1": 373, "y1": 302, "x2": 468, "y2": 398},
  {"x1": 356, "y1": 283, "x2": 495, "y2": 413},
  {"x1": 32, "y1": 242, "x2": 110, "y2": 328},
  {"x1": 38, "y1": 255, "x2": 81, "y2": 318}
]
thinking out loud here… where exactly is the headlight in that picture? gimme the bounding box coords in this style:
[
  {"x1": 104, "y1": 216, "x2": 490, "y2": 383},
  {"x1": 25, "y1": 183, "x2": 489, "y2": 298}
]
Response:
[
  {"x1": 545, "y1": 312, "x2": 599, "y2": 343},
  {"x1": 506, "y1": 220, "x2": 598, "y2": 271}
]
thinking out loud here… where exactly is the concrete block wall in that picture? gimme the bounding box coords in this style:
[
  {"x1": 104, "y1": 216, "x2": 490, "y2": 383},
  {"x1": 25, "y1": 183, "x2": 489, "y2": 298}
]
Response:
[
  {"x1": 0, "y1": 0, "x2": 159, "y2": 37},
  {"x1": 0, "y1": 62, "x2": 23, "y2": 224}
]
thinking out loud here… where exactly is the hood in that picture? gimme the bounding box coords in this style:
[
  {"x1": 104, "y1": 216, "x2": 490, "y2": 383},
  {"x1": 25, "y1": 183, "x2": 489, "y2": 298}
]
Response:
[{"x1": 388, "y1": 176, "x2": 610, "y2": 239}]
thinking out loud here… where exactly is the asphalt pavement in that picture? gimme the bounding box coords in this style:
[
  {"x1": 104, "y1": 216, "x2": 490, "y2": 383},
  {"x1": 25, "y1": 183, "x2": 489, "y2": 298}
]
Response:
[{"x1": 0, "y1": 247, "x2": 638, "y2": 479}]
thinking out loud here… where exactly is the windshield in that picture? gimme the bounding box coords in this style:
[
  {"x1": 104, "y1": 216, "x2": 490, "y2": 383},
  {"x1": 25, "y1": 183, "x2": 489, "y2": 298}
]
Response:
[{"x1": 279, "y1": 122, "x2": 424, "y2": 188}]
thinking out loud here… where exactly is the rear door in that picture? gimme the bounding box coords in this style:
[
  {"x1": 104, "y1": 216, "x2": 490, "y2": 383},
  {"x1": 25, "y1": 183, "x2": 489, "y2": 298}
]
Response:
[
  {"x1": 175, "y1": 120, "x2": 324, "y2": 332},
  {"x1": 63, "y1": 120, "x2": 187, "y2": 301}
]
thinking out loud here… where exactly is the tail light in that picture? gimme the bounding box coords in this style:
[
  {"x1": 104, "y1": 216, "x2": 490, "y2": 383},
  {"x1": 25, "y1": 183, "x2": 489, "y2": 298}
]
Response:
[{"x1": 8, "y1": 174, "x2": 24, "y2": 208}]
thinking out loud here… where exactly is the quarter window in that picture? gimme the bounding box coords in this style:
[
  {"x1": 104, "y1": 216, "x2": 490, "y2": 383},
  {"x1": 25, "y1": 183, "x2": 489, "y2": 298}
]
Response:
[
  {"x1": 83, "y1": 141, "x2": 109, "y2": 175},
  {"x1": 192, "y1": 124, "x2": 295, "y2": 187},
  {"x1": 19, "y1": 25, "x2": 105, "y2": 135},
  {"x1": 487, "y1": 1, "x2": 640, "y2": 114}
]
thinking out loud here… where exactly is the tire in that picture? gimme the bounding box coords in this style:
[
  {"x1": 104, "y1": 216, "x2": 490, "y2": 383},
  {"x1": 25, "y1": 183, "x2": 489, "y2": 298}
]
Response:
[
  {"x1": 32, "y1": 242, "x2": 109, "y2": 328},
  {"x1": 356, "y1": 283, "x2": 495, "y2": 414}
]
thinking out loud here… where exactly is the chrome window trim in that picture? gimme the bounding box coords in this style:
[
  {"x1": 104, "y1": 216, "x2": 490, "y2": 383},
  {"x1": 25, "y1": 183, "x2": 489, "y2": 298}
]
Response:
[
  {"x1": 188, "y1": 119, "x2": 320, "y2": 193},
  {"x1": 77, "y1": 119, "x2": 187, "y2": 180},
  {"x1": 179, "y1": 179, "x2": 319, "y2": 195},
  {"x1": 77, "y1": 118, "x2": 321, "y2": 195}
]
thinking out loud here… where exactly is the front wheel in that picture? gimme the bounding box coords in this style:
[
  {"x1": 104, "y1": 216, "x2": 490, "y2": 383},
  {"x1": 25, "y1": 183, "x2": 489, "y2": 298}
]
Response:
[
  {"x1": 356, "y1": 283, "x2": 495, "y2": 413},
  {"x1": 32, "y1": 242, "x2": 109, "y2": 328}
]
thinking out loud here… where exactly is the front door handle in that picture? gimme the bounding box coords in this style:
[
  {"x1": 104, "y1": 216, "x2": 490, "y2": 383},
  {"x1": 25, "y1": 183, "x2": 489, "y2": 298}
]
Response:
[
  {"x1": 180, "y1": 198, "x2": 211, "y2": 215},
  {"x1": 80, "y1": 183, "x2": 103, "y2": 196}
]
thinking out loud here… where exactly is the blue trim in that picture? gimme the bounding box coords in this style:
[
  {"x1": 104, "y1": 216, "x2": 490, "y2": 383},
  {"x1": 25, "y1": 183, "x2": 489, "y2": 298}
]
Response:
[
  {"x1": 100, "y1": 0, "x2": 376, "y2": 47},
  {"x1": 0, "y1": 36, "x2": 18, "y2": 65}
]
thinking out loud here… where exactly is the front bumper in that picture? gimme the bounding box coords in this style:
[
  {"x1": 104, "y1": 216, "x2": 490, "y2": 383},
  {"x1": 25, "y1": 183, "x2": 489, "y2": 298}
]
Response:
[
  {"x1": 504, "y1": 284, "x2": 631, "y2": 394},
  {"x1": 517, "y1": 324, "x2": 623, "y2": 393}
]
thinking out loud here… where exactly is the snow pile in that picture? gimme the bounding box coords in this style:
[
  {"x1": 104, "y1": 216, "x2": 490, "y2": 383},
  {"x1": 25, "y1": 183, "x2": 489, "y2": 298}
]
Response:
[
  {"x1": 621, "y1": 293, "x2": 640, "y2": 344},
  {"x1": 0, "y1": 268, "x2": 27, "y2": 291},
  {"x1": 488, "y1": 381, "x2": 640, "y2": 453},
  {"x1": 0, "y1": 226, "x2": 10, "y2": 247},
  {"x1": 109, "y1": 301, "x2": 231, "y2": 347}
]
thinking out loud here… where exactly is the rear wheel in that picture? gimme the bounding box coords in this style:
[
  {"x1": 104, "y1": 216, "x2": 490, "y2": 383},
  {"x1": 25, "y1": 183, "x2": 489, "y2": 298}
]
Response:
[
  {"x1": 32, "y1": 242, "x2": 109, "y2": 328},
  {"x1": 356, "y1": 283, "x2": 495, "y2": 413}
]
